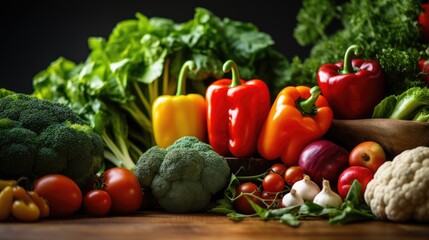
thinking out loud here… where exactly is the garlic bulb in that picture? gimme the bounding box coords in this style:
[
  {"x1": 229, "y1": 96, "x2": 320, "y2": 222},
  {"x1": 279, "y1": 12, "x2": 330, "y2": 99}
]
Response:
[
  {"x1": 282, "y1": 189, "x2": 304, "y2": 207},
  {"x1": 291, "y1": 174, "x2": 321, "y2": 201},
  {"x1": 313, "y1": 179, "x2": 343, "y2": 208}
]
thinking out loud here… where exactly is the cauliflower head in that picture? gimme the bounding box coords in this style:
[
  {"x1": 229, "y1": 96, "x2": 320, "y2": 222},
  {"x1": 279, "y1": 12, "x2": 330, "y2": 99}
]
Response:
[
  {"x1": 134, "y1": 136, "x2": 231, "y2": 213},
  {"x1": 364, "y1": 146, "x2": 429, "y2": 222}
]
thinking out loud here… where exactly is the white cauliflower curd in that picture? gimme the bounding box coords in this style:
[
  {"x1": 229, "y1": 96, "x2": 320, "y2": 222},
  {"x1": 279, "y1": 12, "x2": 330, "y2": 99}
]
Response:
[{"x1": 364, "y1": 146, "x2": 429, "y2": 222}]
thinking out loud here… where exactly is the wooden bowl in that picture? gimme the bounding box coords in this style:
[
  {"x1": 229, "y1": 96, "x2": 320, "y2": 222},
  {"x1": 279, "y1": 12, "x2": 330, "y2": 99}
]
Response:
[{"x1": 325, "y1": 118, "x2": 429, "y2": 160}]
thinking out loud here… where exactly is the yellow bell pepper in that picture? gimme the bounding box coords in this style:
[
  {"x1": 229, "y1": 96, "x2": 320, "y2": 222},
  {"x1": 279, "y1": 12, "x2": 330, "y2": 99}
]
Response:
[{"x1": 152, "y1": 60, "x2": 207, "y2": 148}]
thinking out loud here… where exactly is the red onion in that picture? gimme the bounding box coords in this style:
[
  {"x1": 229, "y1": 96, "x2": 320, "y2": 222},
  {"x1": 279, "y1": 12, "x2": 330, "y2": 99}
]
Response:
[{"x1": 298, "y1": 140, "x2": 349, "y2": 188}]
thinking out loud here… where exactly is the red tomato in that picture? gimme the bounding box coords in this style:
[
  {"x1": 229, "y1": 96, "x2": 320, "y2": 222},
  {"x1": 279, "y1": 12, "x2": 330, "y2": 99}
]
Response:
[
  {"x1": 262, "y1": 190, "x2": 282, "y2": 209},
  {"x1": 284, "y1": 166, "x2": 305, "y2": 187},
  {"x1": 83, "y1": 190, "x2": 112, "y2": 217},
  {"x1": 33, "y1": 174, "x2": 82, "y2": 218},
  {"x1": 103, "y1": 167, "x2": 143, "y2": 214},
  {"x1": 262, "y1": 173, "x2": 285, "y2": 193},
  {"x1": 234, "y1": 182, "x2": 262, "y2": 214},
  {"x1": 270, "y1": 163, "x2": 287, "y2": 177}
]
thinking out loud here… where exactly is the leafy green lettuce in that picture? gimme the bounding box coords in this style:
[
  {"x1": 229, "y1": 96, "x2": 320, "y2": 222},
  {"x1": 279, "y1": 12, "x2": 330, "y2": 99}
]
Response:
[{"x1": 372, "y1": 87, "x2": 429, "y2": 121}]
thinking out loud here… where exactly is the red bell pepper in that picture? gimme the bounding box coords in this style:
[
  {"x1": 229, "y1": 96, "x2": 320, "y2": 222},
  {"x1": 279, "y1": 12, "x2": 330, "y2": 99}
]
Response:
[
  {"x1": 206, "y1": 60, "x2": 270, "y2": 158},
  {"x1": 418, "y1": 3, "x2": 429, "y2": 42},
  {"x1": 317, "y1": 44, "x2": 385, "y2": 119}
]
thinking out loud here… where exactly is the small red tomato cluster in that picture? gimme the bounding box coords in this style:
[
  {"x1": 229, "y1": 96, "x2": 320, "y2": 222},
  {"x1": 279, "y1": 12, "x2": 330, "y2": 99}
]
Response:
[
  {"x1": 33, "y1": 167, "x2": 143, "y2": 218},
  {"x1": 233, "y1": 140, "x2": 387, "y2": 214},
  {"x1": 234, "y1": 164, "x2": 305, "y2": 214}
]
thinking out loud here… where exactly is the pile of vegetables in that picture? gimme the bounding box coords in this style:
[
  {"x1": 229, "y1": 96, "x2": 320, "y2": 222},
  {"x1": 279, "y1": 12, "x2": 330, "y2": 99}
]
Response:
[
  {"x1": 285, "y1": 0, "x2": 425, "y2": 96},
  {"x1": 32, "y1": 8, "x2": 288, "y2": 169},
  {"x1": 1, "y1": 0, "x2": 428, "y2": 225},
  {"x1": 211, "y1": 163, "x2": 376, "y2": 227}
]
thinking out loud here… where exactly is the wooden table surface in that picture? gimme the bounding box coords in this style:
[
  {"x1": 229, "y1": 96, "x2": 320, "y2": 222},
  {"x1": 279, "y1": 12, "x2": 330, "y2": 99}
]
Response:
[{"x1": 0, "y1": 211, "x2": 428, "y2": 240}]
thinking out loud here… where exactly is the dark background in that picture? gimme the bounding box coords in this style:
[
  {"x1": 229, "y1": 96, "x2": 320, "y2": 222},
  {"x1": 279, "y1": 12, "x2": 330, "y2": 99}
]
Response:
[{"x1": 0, "y1": 0, "x2": 310, "y2": 94}]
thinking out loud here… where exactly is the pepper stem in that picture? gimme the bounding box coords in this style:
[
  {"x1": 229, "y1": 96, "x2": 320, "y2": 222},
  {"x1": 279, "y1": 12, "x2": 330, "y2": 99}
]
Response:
[
  {"x1": 176, "y1": 60, "x2": 196, "y2": 96},
  {"x1": 298, "y1": 86, "x2": 321, "y2": 116},
  {"x1": 341, "y1": 44, "x2": 363, "y2": 74},
  {"x1": 223, "y1": 60, "x2": 242, "y2": 87}
]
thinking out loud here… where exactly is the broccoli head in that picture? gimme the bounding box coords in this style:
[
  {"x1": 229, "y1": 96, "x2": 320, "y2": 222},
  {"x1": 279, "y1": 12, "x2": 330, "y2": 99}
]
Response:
[
  {"x1": 134, "y1": 136, "x2": 231, "y2": 213},
  {"x1": 0, "y1": 91, "x2": 104, "y2": 187}
]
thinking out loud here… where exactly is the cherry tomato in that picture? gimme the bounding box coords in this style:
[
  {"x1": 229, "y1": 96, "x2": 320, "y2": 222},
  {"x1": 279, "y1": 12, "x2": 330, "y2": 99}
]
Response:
[
  {"x1": 284, "y1": 166, "x2": 305, "y2": 187},
  {"x1": 262, "y1": 173, "x2": 285, "y2": 193},
  {"x1": 262, "y1": 190, "x2": 282, "y2": 209},
  {"x1": 234, "y1": 182, "x2": 262, "y2": 214},
  {"x1": 84, "y1": 190, "x2": 112, "y2": 217},
  {"x1": 33, "y1": 174, "x2": 82, "y2": 218},
  {"x1": 103, "y1": 167, "x2": 143, "y2": 214},
  {"x1": 270, "y1": 163, "x2": 287, "y2": 177}
]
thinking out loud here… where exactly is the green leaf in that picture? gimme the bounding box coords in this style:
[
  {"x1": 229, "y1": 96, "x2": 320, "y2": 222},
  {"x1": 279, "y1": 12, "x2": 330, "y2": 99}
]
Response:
[
  {"x1": 247, "y1": 196, "x2": 268, "y2": 219},
  {"x1": 329, "y1": 205, "x2": 376, "y2": 224},
  {"x1": 265, "y1": 205, "x2": 300, "y2": 218},
  {"x1": 298, "y1": 201, "x2": 324, "y2": 216},
  {"x1": 280, "y1": 213, "x2": 301, "y2": 227},
  {"x1": 328, "y1": 180, "x2": 376, "y2": 224},
  {"x1": 209, "y1": 199, "x2": 236, "y2": 215},
  {"x1": 344, "y1": 179, "x2": 363, "y2": 206},
  {"x1": 227, "y1": 212, "x2": 252, "y2": 222}
]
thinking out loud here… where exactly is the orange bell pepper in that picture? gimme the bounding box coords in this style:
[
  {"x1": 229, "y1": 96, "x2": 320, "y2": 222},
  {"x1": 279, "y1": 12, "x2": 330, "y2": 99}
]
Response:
[
  {"x1": 257, "y1": 86, "x2": 333, "y2": 166},
  {"x1": 152, "y1": 60, "x2": 207, "y2": 148}
]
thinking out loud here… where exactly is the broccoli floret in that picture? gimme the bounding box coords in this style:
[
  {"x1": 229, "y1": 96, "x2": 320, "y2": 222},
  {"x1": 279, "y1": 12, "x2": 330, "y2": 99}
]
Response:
[
  {"x1": 37, "y1": 122, "x2": 104, "y2": 186},
  {"x1": 134, "y1": 136, "x2": 231, "y2": 213},
  {"x1": 133, "y1": 146, "x2": 167, "y2": 187},
  {"x1": 0, "y1": 88, "x2": 15, "y2": 98},
  {"x1": 0, "y1": 91, "x2": 104, "y2": 188},
  {"x1": 0, "y1": 92, "x2": 84, "y2": 134},
  {"x1": 0, "y1": 118, "x2": 39, "y2": 178},
  {"x1": 199, "y1": 150, "x2": 231, "y2": 194},
  {"x1": 166, "y1": 136, "x2": 213, "y2": 153}
]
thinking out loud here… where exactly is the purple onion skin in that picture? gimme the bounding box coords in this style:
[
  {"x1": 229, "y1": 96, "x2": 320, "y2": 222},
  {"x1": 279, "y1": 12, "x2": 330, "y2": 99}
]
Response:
[{"x1": 298, "y1": 140, "x2": 349, "y2": 188}]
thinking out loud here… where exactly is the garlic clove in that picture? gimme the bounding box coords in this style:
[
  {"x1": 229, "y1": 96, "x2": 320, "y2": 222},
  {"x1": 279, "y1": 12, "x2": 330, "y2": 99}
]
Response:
[
  {"x1": 282, "y1": 189, "x2": 304, "y2": 207},
  {"x1": 291, "y1": 174, "x2": 321, "y2": 201},
  {"x1": 313, "y1": 179, "x2": 343, "y2": 208}
]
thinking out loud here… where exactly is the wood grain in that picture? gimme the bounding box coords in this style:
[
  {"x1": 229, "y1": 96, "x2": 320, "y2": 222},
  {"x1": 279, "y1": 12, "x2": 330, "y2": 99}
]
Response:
[{"x1": 0, "y1": 212, "x2": 427, "y2": 240}]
